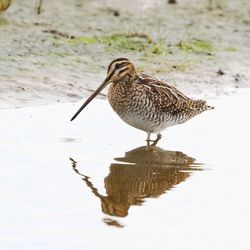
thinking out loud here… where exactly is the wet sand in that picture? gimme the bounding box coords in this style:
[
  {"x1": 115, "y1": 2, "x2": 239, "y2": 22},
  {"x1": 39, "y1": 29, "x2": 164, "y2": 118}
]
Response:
[{"x1": 0, "y1": 90, "x2": 249, "y2": 250}]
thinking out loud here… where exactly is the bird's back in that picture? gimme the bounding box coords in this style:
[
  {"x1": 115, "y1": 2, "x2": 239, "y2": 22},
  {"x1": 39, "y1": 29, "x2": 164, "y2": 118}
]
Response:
[
  {"x1": 135, "y1": 74, "x2": 213, "y2": 123},
  {"x1": 108, "y1": 73, "x2": 213, "y2": 133}
]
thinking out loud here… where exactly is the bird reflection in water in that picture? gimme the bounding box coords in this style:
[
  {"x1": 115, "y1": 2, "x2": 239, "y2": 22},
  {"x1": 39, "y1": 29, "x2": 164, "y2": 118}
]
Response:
[{"x1": 70, "y1": 146, "x2": 202, "y2": 227}]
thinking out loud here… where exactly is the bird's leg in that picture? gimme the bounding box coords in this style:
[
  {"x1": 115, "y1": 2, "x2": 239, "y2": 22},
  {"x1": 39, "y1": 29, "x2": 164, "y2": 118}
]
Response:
[
  {"x1": 146, "y1": 132, "x2": 151, "y2": 147},
  {"x1": 146, "y1": 132, "x2": 162, "y2": 147},
  {"x1": 151, "y1": 133, "x2": 162, "y2": 146}
]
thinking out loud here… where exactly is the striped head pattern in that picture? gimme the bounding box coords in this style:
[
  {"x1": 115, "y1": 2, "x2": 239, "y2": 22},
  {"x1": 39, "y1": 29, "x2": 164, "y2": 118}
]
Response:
[
  {"x1": 106, "y1": 58, "x2": 136, "y2": 81},
  {"x1": 70, "y1": 58, "x2": 136, "y2": 121}
]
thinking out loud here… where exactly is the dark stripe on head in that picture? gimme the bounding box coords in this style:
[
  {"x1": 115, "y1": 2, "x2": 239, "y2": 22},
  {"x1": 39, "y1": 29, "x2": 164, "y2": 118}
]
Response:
[
  {"x1": 107, "y1": 58, "x2": 129, "y2": 74},
  {"x1": 116, "y1": 66, "x2": 129, "y2": 76}
]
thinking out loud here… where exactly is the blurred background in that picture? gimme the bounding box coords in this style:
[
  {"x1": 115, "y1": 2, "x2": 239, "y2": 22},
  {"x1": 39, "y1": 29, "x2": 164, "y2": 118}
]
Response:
[{"x1": 0, "y1": 0, "x2": 249, "y2": 109}]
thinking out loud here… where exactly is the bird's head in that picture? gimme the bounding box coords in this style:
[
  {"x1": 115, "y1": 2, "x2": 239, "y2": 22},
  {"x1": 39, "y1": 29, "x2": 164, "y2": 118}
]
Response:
[
  {"x1": 106, "y1": 58, "x2": 136, "y2": 82},
  {"x1": 71, "y1": 58, "x2": 136, "y2": 121}
]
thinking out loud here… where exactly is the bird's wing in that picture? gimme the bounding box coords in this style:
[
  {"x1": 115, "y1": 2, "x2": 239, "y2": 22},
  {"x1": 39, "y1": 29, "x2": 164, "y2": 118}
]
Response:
[
  {"x1": 137, "y1": 74, "x2": 195, "y2": 114},
  {"x1": 138, "y1": 74, "x2": 190, "y2": 101}
]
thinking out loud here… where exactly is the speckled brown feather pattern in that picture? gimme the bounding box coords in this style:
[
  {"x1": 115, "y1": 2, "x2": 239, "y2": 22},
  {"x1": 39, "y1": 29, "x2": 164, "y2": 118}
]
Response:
[
  {"x1": 71, "y1": 58, "x2": 214, "y2": 144},
  {"x1": 71, "y1": 146, "x2": 198, "y2": 218},
  {"x1": 0, "y1": 0, "x2": 11, "y2": 11},
  {"x1": 108, "y1": 68, "x2": 213, "y2": 133}
]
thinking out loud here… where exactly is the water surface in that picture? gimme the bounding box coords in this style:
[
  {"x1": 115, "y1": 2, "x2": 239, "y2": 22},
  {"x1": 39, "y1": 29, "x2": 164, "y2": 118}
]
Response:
[{"x1": 0, "y1": 91, "x2": 249, "y2": 250}]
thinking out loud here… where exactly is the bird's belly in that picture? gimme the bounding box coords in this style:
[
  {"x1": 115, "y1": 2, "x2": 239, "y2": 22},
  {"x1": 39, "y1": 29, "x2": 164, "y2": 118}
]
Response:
[
  {"x1": 108, "y1": 85, "x2": 183, "y2": 133},
  {"x1": 120, "y1": 113, "x2": 179, "y2": 133}
]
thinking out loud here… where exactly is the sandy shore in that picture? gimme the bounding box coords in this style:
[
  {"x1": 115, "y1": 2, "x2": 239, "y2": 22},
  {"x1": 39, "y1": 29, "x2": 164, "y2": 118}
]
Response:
[{"x1": 0, "y1": 0, "x2": 249, "y2": 109}]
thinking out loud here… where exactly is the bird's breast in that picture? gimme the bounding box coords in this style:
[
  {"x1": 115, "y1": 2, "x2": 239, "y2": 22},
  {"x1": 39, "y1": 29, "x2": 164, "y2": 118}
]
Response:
[
  {"x1": 108, "y1": 82, "x2": 131, "y2": 117},
  {"x1": 107, "y1": 83, "x2": 169, "y2": 132}
]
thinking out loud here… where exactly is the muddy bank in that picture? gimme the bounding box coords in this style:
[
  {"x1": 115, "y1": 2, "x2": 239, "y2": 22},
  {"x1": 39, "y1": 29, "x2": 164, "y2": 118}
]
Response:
[{"x1": 0, "y1": 0, "x2": 249, "y2": 108}]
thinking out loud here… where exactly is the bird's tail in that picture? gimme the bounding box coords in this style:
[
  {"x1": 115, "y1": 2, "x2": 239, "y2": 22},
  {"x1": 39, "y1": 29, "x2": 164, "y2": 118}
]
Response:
[
  {"x1": 192, "y1": 100, "x2": 214, "y2": 112},
  {"x1": 206, "y1": 104, "x2": 215, "y2": 110}
]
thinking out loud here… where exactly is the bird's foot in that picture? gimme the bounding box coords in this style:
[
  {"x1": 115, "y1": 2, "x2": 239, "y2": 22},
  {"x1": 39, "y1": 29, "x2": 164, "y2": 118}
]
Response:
[
  {"x1": 151, "y1": 133, "x2": 162, "y2": 146},
  {"x1": 146, "y1": 133, "x2": 162, "y2": 147}
]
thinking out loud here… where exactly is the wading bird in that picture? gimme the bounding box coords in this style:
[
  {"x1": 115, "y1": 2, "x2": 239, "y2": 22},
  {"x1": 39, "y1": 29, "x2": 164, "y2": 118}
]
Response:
[{"x1": 71, "y1": 58, "x2": 214, "y2": 146}]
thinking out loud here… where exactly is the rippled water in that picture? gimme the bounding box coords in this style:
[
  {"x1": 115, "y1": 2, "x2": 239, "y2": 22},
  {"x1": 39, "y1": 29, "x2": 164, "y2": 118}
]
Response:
[{"x1": 0, "y1": 90, "x2": 249, "y2": 250}]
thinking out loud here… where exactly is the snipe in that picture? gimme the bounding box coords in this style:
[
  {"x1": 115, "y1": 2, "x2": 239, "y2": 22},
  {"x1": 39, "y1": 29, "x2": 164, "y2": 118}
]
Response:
[{"x1": 71, "y1": 58, "x2": 214, "y2": 146}]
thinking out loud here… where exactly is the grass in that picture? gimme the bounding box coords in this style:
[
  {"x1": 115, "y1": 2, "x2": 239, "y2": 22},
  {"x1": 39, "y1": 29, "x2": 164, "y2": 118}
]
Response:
[
  {"x1": 0, "y1": 18, "x2": 7, "y2": 25},
  {"x1": 55, "y1": 31, "x2": 216, "y2": 58},
  {"x1": 50, "y1": 32, "x2": 217, "y2": 74},
  {"x1": 68, "y1": 33, "x2": 170, "y2": 56},
  {"x1": 223, "y1": 47, "x2": 237, "y2": 52},
  {"x1": 178, "y1": 39, "x2": 214, "y2": 54}
]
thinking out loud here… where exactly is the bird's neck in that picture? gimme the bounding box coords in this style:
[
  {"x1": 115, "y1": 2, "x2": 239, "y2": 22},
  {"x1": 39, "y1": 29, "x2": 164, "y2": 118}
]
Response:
[{"x1": 115, "y1": 71, "x2": 138, "y2": 84}]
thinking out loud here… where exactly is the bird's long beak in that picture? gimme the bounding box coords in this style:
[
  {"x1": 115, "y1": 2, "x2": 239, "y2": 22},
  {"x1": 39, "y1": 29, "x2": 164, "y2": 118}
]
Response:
[{"x1": 70, "y1": 75, "x2": 111, "y2": 121}]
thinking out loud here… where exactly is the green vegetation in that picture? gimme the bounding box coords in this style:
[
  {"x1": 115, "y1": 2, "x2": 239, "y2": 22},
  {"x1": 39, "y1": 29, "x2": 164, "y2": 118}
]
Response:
[
  {"x1": 207, "y1": 0, "x2": 226, "y2": 10},
  {"x1": 71, "y1": 36, "x2": 98, "y2": 44},
  {"x1": 151, "y1": 61, "x2": 192, "y2": 74},
  {"x1": 178, "y1": 39, "x2": 214, "y2": 54},
  {"x1": 51, "y1": 32, "x2": 217, "y2": 73},
  {"x1": 223, "y1": 47, "x2": 237, "y2": 52},
  {"x1": 243, "y1": 19, "x2": 250, "y2": 25},
  {"x1": 56, "y1": 32, "x2": 217, "y2": 59},
  {"x1": 68, "y1": 33, "x2": 170, "y2": 56},
  {"x1": 0, "y1": 18, "x2": 7, "y2": 25}
]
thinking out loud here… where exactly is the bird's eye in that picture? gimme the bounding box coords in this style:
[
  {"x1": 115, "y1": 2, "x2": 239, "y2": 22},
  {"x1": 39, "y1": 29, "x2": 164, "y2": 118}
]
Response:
[{"x1": 116, "y1": 64, "x2": 122, "y2": 69}]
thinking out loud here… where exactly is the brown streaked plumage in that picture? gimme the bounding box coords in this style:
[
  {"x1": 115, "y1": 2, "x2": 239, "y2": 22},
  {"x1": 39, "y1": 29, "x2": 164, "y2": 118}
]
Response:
[
  {"x1": 71, "y1": 58, "x2": 214, "y2": 146},
  {"x1": 0, "y1": 0, "x2": 11, "y2": 11},
  {"x1": 70, "y1": 146, "x2": 201, "y2": 221}
]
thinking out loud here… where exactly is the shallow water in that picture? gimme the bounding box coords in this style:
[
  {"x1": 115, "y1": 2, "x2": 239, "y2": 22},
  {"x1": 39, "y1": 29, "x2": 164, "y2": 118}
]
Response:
[{"x1": 0, "y1": 90, "x2": 250, "y2": 250}]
